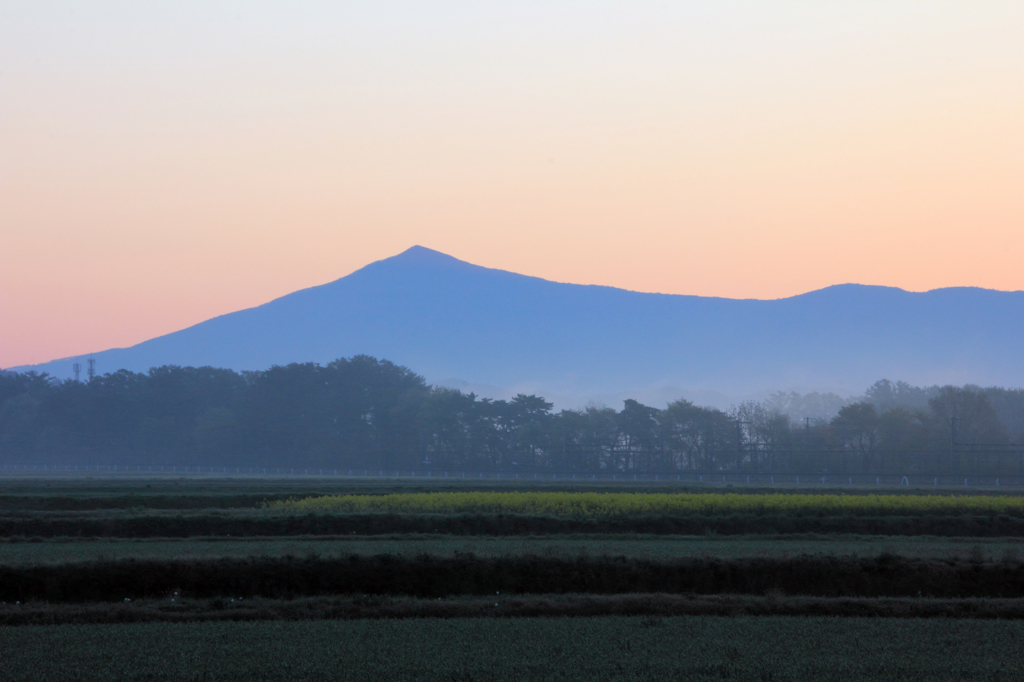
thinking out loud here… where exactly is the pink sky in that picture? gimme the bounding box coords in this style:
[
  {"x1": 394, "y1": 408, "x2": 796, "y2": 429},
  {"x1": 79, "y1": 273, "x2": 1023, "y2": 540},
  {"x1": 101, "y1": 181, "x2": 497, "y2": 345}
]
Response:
[{"x1": 3, "y1": 2, "x2": 1024, "y2": 368}]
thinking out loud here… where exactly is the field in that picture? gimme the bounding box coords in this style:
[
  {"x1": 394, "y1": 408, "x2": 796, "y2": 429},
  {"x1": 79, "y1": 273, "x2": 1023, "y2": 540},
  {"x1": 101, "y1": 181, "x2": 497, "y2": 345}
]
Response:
[
  {"x1": 1, "y1": 474, "x2": 1023, "y2": 680},
  {"x1": 2, "y1": 616, "x2": 1023, "y2": 681}
]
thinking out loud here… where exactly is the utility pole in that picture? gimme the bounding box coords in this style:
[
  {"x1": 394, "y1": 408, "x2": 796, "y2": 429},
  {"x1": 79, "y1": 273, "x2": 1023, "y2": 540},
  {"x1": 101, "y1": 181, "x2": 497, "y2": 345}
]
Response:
[
  {"x1": 87, "y1": 358, "x2": 96, "y2": 382},
  {"x1": 72, "y1": 363, "x2": 81, "y2": 382}
]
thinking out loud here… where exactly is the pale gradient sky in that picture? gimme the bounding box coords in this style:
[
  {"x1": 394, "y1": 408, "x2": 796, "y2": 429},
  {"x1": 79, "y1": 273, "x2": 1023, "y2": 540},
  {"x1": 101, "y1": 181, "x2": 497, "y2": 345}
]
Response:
[{"x1": 3, "y1": 2, "x2": 1024, "y2": 368}]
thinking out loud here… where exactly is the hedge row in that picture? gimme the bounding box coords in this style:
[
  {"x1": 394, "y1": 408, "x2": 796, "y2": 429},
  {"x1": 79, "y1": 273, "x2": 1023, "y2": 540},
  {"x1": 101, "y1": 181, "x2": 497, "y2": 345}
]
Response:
[{"x1": 3, "y1": 553, "x2": 1024, "y2": 602}]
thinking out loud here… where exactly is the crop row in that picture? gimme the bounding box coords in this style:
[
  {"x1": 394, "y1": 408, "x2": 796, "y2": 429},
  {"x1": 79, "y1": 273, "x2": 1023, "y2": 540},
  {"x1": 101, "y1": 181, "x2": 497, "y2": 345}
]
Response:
[
  {"x1": 5, "y1": 512, "x2": 1024, "y2": 537},
  {"x1": 7, "y1": 594, "x2": 1024, "y2": 627},
  {"x1": 3, "y1": 535, "x2": 1019, "y2": 565},
  {"x1": 268, "y1": 491, "x2": 1024, "y2": 517}
]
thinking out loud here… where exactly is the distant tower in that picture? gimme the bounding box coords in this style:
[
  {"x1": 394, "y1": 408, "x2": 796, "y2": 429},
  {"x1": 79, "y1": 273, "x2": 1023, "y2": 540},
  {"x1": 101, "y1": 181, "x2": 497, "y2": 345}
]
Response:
[
  {"x1": 72, "y1": 363, "x2": 81, "y2": 382},
  {"x1": 87, "y1": 358, "x2": 96, "y2": 381}
]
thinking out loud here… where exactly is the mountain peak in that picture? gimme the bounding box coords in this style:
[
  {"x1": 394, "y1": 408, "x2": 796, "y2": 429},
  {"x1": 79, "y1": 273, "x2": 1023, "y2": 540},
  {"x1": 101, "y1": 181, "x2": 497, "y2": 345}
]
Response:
[
  {"x1": 356, "y1": 245, "x2": 486, "y2": 280},
  {"x1": 391, "y1": 245, "x2": 467, "y2": 267}
]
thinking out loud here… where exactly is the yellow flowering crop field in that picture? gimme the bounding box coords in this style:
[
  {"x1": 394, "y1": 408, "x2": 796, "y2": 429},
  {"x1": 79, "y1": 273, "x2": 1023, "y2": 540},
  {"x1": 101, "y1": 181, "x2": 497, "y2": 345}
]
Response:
[{"x1": 265, "y1": 491, "x2": 1024, "y2": 517}]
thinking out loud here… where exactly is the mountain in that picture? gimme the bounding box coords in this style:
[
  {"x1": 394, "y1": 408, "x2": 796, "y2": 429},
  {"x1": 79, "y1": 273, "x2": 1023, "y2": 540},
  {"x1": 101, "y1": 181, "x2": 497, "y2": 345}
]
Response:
[{"x1": 13, "y1": 246, "x2": 1024, "y2": 407}]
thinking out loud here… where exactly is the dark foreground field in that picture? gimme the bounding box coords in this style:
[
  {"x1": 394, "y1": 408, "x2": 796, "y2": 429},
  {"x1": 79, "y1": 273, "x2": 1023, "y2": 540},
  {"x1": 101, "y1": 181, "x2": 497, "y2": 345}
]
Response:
[
  {"x1": 2, "y1": 615, "x2": 1022, "y2": 682},
  {"x1": 1, "y1": 475, "x2": 1023, "y2": 680},
  {"x1": 3, "y1": 534, "x2": 1020, "y2": 564}
]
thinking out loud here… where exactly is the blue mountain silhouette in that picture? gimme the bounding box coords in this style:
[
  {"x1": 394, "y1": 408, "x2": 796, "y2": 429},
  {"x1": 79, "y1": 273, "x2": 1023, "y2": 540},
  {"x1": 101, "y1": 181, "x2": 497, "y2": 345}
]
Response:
[{"x1": 14, "y1": 246, "x2": 1024, "y2": 403}]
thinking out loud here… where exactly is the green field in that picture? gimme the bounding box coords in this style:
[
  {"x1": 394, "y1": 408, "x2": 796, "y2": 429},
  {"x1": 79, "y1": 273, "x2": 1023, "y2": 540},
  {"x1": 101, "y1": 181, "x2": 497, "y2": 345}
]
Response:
[
  {"x1": 2, "y1": 476, "x2": 1023, "y2": 680},
  {"x1": 269, "y1": 490, "x2": 1024, "y2": 516},
  {"x1": 2, "y1": 473, "x2": 1020, "y2": 507},
  {"x1": 2, "y1": 615, "x2": 1022, "y2": 681}
]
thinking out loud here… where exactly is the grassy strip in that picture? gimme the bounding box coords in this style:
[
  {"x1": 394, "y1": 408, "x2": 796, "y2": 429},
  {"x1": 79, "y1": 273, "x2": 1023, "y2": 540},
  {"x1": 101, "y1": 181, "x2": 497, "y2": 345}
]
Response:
[
  {"x1": 3, "y1": 554, "x2": 1024, "y2": 602},
  {"x1": 5, "y1": 593, "x2": 1024, "y2": 626},
  {"x1": 4, "y1": 512, "x2": 1024, "y2": 537},
  {"x1": 0, "y1": 495, "x2": 288, "y2": 511},
  {"x1": 269, "y1": 491, "x2": 1024, "y2": 516}
]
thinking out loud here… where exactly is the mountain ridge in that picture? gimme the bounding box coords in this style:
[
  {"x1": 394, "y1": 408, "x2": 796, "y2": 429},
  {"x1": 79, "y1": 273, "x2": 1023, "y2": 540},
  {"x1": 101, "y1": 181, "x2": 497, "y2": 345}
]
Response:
[{"x1": 12, "y1": 246, "x2": 1024, "y2": 407}]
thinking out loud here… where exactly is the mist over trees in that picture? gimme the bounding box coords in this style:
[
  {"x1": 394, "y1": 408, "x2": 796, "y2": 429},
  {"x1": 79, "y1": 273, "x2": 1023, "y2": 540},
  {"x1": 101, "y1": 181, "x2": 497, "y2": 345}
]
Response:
[{"x1": 2, "y1": 357, "x2": 1023, "y2": 476}]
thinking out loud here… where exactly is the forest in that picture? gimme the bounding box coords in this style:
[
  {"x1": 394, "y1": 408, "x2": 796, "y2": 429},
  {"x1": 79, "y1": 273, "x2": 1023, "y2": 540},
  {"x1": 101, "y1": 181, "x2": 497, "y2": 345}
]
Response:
[{"x1": 1, "y1": 356, "x2": 1023, "y2": 476}]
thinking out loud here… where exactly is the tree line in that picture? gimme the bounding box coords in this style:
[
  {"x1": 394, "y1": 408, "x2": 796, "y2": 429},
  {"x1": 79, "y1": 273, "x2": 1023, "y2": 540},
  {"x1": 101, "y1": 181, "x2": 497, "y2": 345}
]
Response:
[{"x1": 2, "y1": 357, "x2": 1023, "y2": 476}]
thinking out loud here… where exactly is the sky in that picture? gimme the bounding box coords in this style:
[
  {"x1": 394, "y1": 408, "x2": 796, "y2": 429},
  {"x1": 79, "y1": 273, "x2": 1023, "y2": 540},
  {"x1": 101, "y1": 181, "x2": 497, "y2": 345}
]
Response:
[{"x1": 2, "y1": 1, "x2": 1024, "y2": 369}]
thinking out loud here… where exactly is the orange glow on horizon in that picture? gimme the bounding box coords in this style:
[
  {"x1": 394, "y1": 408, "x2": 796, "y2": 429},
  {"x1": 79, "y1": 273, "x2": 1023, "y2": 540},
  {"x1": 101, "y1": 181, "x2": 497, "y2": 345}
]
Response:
[{"x1": 2, "y1": 3, "x2": 1023, "y2": 368}]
